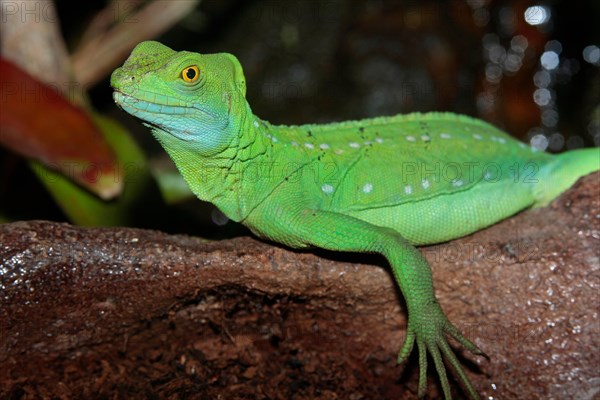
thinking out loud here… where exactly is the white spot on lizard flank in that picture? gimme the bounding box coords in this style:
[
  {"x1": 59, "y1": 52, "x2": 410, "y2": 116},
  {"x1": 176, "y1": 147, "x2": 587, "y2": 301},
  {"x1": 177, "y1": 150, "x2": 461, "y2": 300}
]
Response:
[
  {"x1": 422, "y1": 179, "x2": 431, "y2": 189},
  {"x1": 473, "y1": 134, "x2": 483, "y2": 140},
  {"x1": 421, "y1": 135, "x2": 431, "y2": 141},
  {"x1": 375, "y1": 137, "x2": 384, "y2": 143},
  {"x1": 319, "y1": 143, "x2": 330, "y2": 149},
  {"x1": 406, "y1": 135, "x2": 416, "y2": 142},
  {"x1": 305, "y1": 143, "x2": 314, "y2": 149},
  {"x1": 362, "y1": 183, "x2": 373, "y2": 193},
  {"x1": 253, "y1": 120, "x2": 259, "y2": 128},
  {"x1": 349, "y1": 142, "x2": 360, "y2": 148},
  {"x1": 321, "y1": 184, "x2": 334, "y2": 194},
  {"x1": 440, "y1": 133, "x2": 451, "y2": 139},
  {"x1": 452, "y1": 179, "x2": 464, "y2": 187},
  {"x1": 334, "y1": 149, "x2": 344, "y2": 155},
  {"x1": 404, "y1": 185, "x2": 413, "y2": 194}
]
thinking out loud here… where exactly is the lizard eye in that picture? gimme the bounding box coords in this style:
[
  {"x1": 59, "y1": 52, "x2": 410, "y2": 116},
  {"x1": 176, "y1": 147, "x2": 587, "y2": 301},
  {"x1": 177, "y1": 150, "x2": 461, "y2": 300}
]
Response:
[{"x1": 181, "y1": 66, "x2": 200, "y2": 83}]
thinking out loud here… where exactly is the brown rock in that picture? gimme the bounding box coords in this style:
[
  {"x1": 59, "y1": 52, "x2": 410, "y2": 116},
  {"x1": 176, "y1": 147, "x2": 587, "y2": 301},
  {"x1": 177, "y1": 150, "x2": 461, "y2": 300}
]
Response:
[{"x1": 1, "y1": 173, "x2": 598, "y2": 399}]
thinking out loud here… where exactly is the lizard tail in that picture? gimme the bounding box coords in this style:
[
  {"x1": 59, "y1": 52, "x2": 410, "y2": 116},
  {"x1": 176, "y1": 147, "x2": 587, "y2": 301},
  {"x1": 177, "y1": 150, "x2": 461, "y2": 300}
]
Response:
[{"x1": 533, "y1": 147, "x2": 600, "y2": 208}]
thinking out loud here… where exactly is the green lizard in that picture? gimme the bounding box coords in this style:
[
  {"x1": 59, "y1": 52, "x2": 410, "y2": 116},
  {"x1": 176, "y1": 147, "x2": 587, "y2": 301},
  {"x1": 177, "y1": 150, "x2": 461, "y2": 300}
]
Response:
[{"x1": 111, "y1": 41, "x2": 599, "y2": 399}]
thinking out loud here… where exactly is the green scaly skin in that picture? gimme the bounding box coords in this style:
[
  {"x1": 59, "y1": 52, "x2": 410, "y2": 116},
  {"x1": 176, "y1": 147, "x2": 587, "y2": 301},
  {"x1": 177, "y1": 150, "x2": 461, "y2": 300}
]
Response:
[{"x1": 111, "y1": 41, "x2": 600, "y2": 399}]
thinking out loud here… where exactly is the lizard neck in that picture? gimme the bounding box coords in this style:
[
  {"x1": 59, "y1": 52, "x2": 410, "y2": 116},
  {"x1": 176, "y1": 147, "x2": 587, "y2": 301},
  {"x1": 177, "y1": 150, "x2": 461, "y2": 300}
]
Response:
[{"x1": 152, "y1": 101, "x2": 273, "y2": 222}]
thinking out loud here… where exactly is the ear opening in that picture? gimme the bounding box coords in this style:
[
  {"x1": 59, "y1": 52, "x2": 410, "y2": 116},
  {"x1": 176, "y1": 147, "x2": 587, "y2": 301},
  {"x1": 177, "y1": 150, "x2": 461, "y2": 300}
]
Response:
[{"x1": 224, "y1": 53, "x2": 247, "y2": 98}]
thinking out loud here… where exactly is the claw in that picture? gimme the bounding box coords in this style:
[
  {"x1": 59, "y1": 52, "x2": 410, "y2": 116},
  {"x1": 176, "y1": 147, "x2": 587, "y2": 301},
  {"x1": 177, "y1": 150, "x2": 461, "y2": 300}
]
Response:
[
  {"x1": 439, "y1": 339, "x2": 479, "y2": 400},
  {"x1": 446, "y1": 322, "x2": 489, "y2": 359},
  {"x1": 417, "y1": 339, "x2": 427, "y2": 398},
  {"x1": 397, "y1": 327, "x2": 416, "y2": 364},
  {"x1": 430, "y1": 343, "x2": 452, "y2": 400}
]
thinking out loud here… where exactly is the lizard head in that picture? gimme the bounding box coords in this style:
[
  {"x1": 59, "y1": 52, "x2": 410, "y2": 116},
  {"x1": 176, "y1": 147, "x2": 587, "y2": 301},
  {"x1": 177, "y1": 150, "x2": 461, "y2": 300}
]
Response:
[{"x1": 111, "y1": 41, "x2": 248, "y2": 155}]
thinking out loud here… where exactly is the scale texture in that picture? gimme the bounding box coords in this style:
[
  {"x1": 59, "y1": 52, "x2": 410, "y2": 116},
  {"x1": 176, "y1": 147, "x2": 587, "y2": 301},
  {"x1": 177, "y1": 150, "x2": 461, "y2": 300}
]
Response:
[{"x1": 111, "y1": 41, "x2": 599, "y2": 399}]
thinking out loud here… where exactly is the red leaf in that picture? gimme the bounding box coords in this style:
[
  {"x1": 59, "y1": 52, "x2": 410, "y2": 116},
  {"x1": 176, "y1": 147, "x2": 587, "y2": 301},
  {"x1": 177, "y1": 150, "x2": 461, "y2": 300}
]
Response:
[{"x1": 0, "y1": 58, "x2": 122, "y2": 199}]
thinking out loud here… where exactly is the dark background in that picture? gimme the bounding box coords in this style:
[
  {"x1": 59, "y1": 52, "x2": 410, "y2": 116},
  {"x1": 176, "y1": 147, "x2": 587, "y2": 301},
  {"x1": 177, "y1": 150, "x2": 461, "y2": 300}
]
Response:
[{"x1": 5, "y1": 0, "x2": 600, "y2": 229}]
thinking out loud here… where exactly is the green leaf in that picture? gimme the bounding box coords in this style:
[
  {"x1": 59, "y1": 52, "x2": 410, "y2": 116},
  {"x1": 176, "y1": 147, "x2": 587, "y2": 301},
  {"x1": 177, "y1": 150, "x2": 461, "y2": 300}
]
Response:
[
  {"x1": 150, "y1": 157, "x2": 194, "y2": 204},
  {"x1": 31, "y1": 113, "x2": 152, "y2": 226}
]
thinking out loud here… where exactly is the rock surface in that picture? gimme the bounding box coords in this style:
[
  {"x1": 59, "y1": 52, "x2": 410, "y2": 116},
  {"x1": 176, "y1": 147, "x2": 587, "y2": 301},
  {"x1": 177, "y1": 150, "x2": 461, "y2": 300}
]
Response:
[{"x1": 1, "y1": 173, "x2": 598, "y2": 400}]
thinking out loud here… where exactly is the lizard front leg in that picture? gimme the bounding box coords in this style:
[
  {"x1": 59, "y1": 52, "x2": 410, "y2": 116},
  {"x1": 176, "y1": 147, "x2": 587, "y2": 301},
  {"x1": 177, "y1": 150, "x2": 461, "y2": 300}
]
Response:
[{"x1": 282, "y1": 208, "x2": 486, "y2": 399}]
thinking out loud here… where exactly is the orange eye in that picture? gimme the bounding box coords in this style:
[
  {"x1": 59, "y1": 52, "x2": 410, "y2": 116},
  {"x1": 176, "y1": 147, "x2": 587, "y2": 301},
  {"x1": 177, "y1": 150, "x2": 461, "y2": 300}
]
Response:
[{"x1": 181, "y1": 66, "x2": 200, "y2": 83}]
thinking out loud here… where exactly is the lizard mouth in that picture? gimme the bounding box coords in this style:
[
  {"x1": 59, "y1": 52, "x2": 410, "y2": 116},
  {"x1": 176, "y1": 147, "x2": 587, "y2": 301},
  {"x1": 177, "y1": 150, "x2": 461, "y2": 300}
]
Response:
[
  {"x1": 112, "y1": 90, "x2": 219, "y2": 122},
  {"x1": 113, "y1": 91, "x2": 199, "y2": 141}
]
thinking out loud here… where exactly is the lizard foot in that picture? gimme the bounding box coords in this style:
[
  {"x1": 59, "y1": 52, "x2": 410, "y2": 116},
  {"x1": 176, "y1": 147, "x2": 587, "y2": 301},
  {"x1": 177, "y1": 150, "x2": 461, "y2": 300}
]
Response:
[{"x1": 397, "y1": 305, "x2": 487, "y2": 399}]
